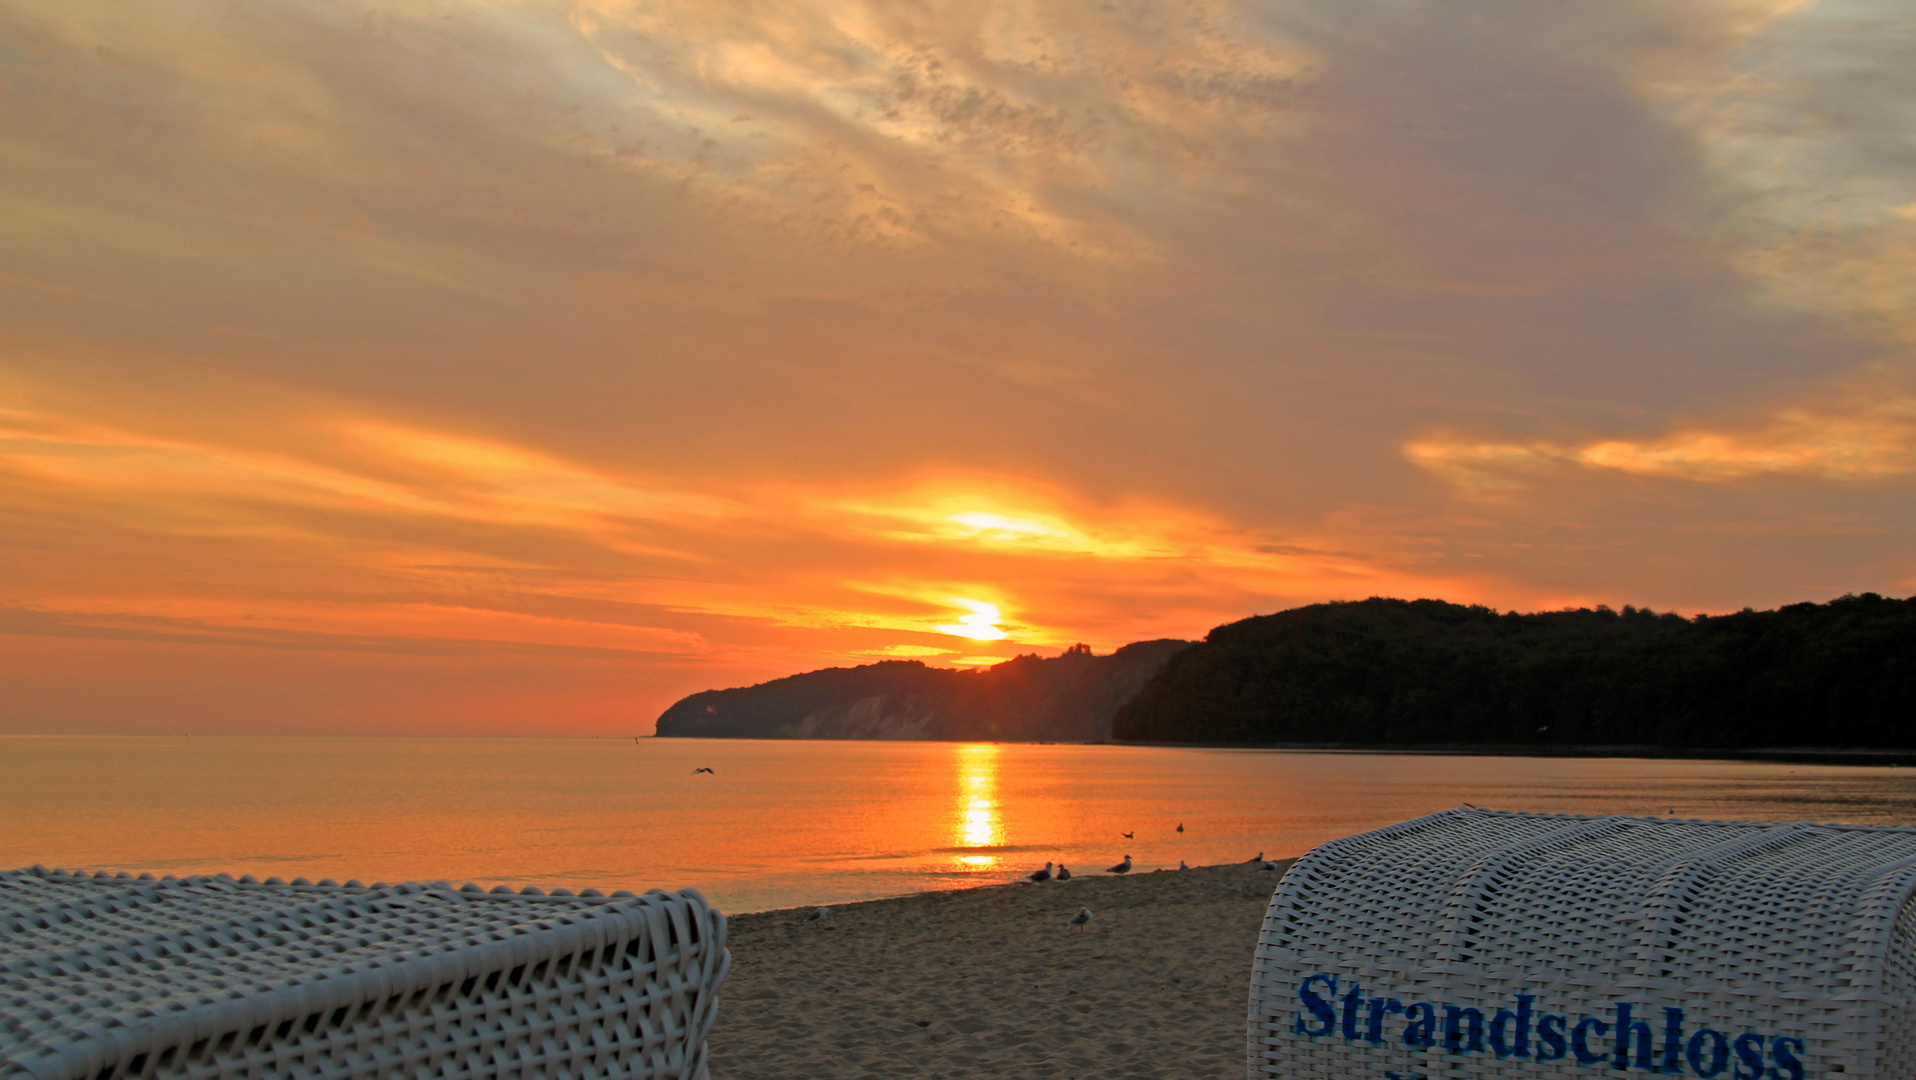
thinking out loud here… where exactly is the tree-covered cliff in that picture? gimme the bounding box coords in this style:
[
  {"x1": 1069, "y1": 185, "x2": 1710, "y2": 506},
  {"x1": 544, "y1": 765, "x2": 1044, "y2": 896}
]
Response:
[
  {"x1": 654, "y1": 639, "x2": 1192, "y2": 741},
  {"x1": 1111, "y1": 595, "x2": 1916, "y2": 748}
]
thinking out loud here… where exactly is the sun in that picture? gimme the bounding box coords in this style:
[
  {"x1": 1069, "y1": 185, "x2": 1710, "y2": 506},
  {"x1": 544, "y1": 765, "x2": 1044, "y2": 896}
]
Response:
[{"x1": 936, "y1": 598, "x2": 1008, "y2": 641}]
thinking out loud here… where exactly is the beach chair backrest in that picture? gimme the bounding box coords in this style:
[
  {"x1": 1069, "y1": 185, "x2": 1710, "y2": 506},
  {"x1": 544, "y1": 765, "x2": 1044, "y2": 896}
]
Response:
[
  {"x1": 1250, "y1": 808, "x2": 1916, "y2": 1079},
  {"x1": 0, "y1": 868, "x2": 729, "y2": 1080}
]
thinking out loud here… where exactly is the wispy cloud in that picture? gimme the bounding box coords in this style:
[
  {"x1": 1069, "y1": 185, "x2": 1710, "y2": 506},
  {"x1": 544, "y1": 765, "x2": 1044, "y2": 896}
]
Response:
[{"x1": 1409, "y1": 383, "x2": 1916, "y2": 490}]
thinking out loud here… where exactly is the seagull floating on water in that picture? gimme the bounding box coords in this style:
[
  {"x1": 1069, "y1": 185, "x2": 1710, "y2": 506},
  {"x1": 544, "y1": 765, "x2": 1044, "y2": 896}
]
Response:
[
  {"x1": 1107, "y1": 854, "x2": 1132, "y2": 874},
  {"x1": 805, "y1": 906, "x2": 831, "y2": 922},
  {"x1": 692, "y1": 767, "x2": 715, "y2": 774},
  {"x1": 1176, "y1": 823, "x2": 1184, "y2": 833},
  {"x1": 1067, "y1": 906, "x2": 1092, "y2": 931},
  {"x1": 1025, "y1": 862, "x2": 1053, "y2": 884}
]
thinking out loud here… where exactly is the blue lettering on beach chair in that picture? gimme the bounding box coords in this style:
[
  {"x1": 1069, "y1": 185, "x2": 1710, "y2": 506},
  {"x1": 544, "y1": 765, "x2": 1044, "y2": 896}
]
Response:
[
  {"x1": 1536, "y1": 1013, "x2": 1568, "y2": 1061},
  {"x1": 1686, "y1": 1029, "x2": 1730, "y2": 1078},
  {"x1": 1365, "y1": 997, "x2": 1404, "y2": 1044},
  {"x1": 1282, "y1": 977, "x2": 1812, "y2": 1080},
  {"x1": 1772, "y1": 1036, "x2": 1806, "y2": 1080},
  {"x1": 1401, "y1": 1002, "x2": 1437, "y2": 1048},
  {"x1": 1294, "y1": 974, "x2": 1336, "y2": 1036},
  {"x1": 1442, "y1": 1004, "x2": 1485, "y2": 1054},
  {"x1": 1613, "y1": 1002, "x2": 1655, "y2": 1069},
  {"x1": 1659, "y1": 1007, "x2": 1685, "y2": 1073},
  {"x1": 1487, "y1": 994, "x2": 1533, "y2": 1058},
  {"x1": 1571, "y1": 1016, "x2": 1610, "y2": 1064},
  {"x1": 1341, "y1": 981, "x2": 1366, "y2": 1040}
]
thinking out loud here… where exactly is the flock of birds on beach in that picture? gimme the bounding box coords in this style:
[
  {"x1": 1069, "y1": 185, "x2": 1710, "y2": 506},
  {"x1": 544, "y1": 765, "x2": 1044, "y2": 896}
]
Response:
[
  {"x1": 1012, "y1": 826, "x2": 1286, "y2": 930},
  {"x1": 797, "y1": 831, "x2": 1285, "y2": 932}
]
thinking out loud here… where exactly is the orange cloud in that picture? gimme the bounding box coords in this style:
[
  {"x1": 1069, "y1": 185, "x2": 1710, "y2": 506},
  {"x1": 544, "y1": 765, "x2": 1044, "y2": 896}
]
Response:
[
  {"x1": 0, "y1": 395, "x2": 1503, "y2": 731},
  {"x1": 1408, "y1": 391, "x2": 1916, "y2": 491}
]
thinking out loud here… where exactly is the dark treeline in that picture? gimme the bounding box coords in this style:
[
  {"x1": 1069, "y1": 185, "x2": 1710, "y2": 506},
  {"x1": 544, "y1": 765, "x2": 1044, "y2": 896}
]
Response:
[{"x1": 1112, "y1": 594, "x2": 1916, "y2": 748}]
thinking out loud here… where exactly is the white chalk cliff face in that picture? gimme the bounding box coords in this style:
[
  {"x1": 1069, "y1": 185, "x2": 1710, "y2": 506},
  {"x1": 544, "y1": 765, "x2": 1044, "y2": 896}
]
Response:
[{"x1": 781, "y1": 696, "x2": 943, "y2": 740}]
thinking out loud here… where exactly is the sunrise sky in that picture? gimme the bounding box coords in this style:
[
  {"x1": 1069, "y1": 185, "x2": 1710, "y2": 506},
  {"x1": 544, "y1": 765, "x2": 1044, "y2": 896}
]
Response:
[{"x1": 4, "y1": 0, "x2": 1914, "y2": 734}]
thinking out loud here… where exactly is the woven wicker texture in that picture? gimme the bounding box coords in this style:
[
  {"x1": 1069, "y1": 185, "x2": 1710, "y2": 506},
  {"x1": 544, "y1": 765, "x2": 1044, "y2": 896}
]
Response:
[
  {"x1": 0, "y1": 867, "x2": 728, "y2": 1080},
  {"x1": 1250, "y1": 808, "x2": 1916, "y2": 1079}
]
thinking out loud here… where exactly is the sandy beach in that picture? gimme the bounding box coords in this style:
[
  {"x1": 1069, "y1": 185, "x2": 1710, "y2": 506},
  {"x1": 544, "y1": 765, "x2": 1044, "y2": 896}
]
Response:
[{"x1": 707, "y1": 860, "x2": 1291, "y2": 1079}]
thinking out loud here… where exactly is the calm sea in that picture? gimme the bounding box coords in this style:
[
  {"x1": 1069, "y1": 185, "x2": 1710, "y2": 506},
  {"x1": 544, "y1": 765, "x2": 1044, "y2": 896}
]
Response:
[{"x1": 5, "y1": 736, "x2": 1915, "y2": 914}]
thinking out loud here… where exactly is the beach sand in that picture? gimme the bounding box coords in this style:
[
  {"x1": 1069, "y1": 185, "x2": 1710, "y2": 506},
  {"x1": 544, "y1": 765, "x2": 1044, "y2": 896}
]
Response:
[{"x1": 707, "y1": 860, "x2": 1291, "y2": 1079}]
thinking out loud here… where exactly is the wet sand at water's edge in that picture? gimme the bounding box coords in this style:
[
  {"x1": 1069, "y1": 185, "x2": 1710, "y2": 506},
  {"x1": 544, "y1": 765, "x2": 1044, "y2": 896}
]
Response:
[{"x1": 708, "y1": 861, "x2": 1293, "y2": 1079}]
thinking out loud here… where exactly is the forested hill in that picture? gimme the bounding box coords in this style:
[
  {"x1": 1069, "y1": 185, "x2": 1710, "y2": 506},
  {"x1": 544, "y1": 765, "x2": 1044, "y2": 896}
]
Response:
[
  {"x1": 655, "y1": 639, "x2": 1191, "y2": 741},
  {"x1": 1112, "y1": 595, "x2": 1916, "y2": 748}
]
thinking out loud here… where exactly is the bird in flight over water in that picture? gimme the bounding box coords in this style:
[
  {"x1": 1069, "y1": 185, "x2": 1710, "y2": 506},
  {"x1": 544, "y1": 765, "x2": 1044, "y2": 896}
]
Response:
[
  {"x1": 692, "y1": 767, "x2": 715, "y2": 774},
  {"x1": 1121, "y1": 831, "x2": 1134, "y2": 839}
]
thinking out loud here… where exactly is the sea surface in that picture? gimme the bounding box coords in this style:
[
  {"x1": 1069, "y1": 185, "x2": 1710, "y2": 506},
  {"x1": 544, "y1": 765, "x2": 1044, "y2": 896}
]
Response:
[{"x1": 6, "y1": 736, "x2": 1916, "y2": 914}]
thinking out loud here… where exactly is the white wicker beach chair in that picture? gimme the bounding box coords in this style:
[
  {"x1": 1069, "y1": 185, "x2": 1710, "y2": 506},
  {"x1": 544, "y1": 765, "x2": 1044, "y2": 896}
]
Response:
[
  {"x1": 1250, "y1": 808, "x2": 1916, "y2": 1079},
  {"x1": 0, "y1": 867, "x2": 728, "y2": 1080}
]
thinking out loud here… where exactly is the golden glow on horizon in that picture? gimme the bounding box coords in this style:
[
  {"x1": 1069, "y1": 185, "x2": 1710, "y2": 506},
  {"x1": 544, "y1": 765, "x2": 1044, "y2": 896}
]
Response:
[
  {"x1": 935, "y1": 598, "x2": 1009, "y2": 641},
  {"x1": 952, "y1": 743, "x2": 1003, "y2": 867},
  {"x1": 0, "y1": 392, "x2": 1511, "y2": 727},
  {"x1": 947, "y1": 511, "x2": 1068, "y2": 539},
  {"x1": 857, "y1": 644, "x2": 958, "y2": 658}
]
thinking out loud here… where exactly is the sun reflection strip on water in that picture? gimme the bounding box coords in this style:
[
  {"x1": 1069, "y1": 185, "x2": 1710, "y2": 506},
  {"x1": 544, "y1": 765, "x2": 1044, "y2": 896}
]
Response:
[{"x1": 952, "y1": 743, "x2": 1003, "y2": 868}]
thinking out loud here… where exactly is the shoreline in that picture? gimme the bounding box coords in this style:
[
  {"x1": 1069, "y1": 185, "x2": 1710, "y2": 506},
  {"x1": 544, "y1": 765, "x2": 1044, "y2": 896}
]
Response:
[
  {"x1": 653, "y1": 734, "x2": 1916, "y2": 768},
  {"x1": 708, "y1": 859, "x2": 1292, "y2": 1079},
  {"x1": 1103, "y1": 741, "x2": 1916, "y2": 767}
]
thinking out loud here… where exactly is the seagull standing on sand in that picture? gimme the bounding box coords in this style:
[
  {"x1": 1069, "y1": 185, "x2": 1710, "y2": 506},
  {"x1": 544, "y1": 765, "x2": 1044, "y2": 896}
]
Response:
[
  {"x1": 1259, "y1": 861, "x2": 1282, "y2": 873},
  {"x1": 1179, "y1": 859, "x2": 1189, "y2": 870},
  {"x1": 805, "y1": 906, "x2": 831, "y2": 923},
  {"x1": 1107, "y1": 855, "x2": 1132, "y2": 874},
  {"x1": 1067, "y1": 907, "x2": 1093, "y2": 931},
  {"x1": 1246, "y1": 851, "x2": 1264, "y2": 863},
  {"x1": 1025, "y1": 862, "x2": 1053, "y2": 883},
  {"x1": 1055, "y1": 864, "x2": 1071, "y2": 881}
]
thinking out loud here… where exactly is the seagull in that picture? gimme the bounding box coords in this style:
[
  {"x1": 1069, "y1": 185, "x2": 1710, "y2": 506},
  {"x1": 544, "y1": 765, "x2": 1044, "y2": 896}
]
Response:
[
  {"x1": 692, "y1": 767, "x2": 715, "y2": 774},
  {"x1": 1121, "y1": 831, "x2": 1134, "y2": 839},
  {"x1": 1107, "y1": 855, "x2": 1132, "y2": 874},
  {"x1": 1246, "y1": 852, "x2": 1264, "y2": 863},
  {"x1": 1067, "y1": 906, "x2": 1093, "y2": 931},
  {"x1": 1179, "y1": 859, "x2": 1190, "y2": 870},
  {"x1": 1176, "y1": 823, "x2": 1184, "y2": 833},
  {"x1": 805, "y1": 906, "x2": 831, "y2": 923},
  {"x1": 1025, "y1": 862, "x2": 1053, "y2": 884},
  {"x1": 1055, "y1": 864, "x2": 1071, "y2": 881},
  {"x1": 1259, "y1": 861, "x2": 1282, "y2": 873}
]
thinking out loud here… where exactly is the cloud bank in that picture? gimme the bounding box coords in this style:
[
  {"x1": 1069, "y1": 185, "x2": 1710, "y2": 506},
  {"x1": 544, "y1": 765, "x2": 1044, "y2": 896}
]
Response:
[{"x1": 2, "y1": 0, "x2": 1912, "y2": 731}]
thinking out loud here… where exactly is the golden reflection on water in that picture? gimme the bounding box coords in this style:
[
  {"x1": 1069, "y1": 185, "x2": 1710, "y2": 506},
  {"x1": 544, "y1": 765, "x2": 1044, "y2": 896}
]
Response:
[{"x1": 952, "y1": 743, "x2": 1003, "y2": 867}]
